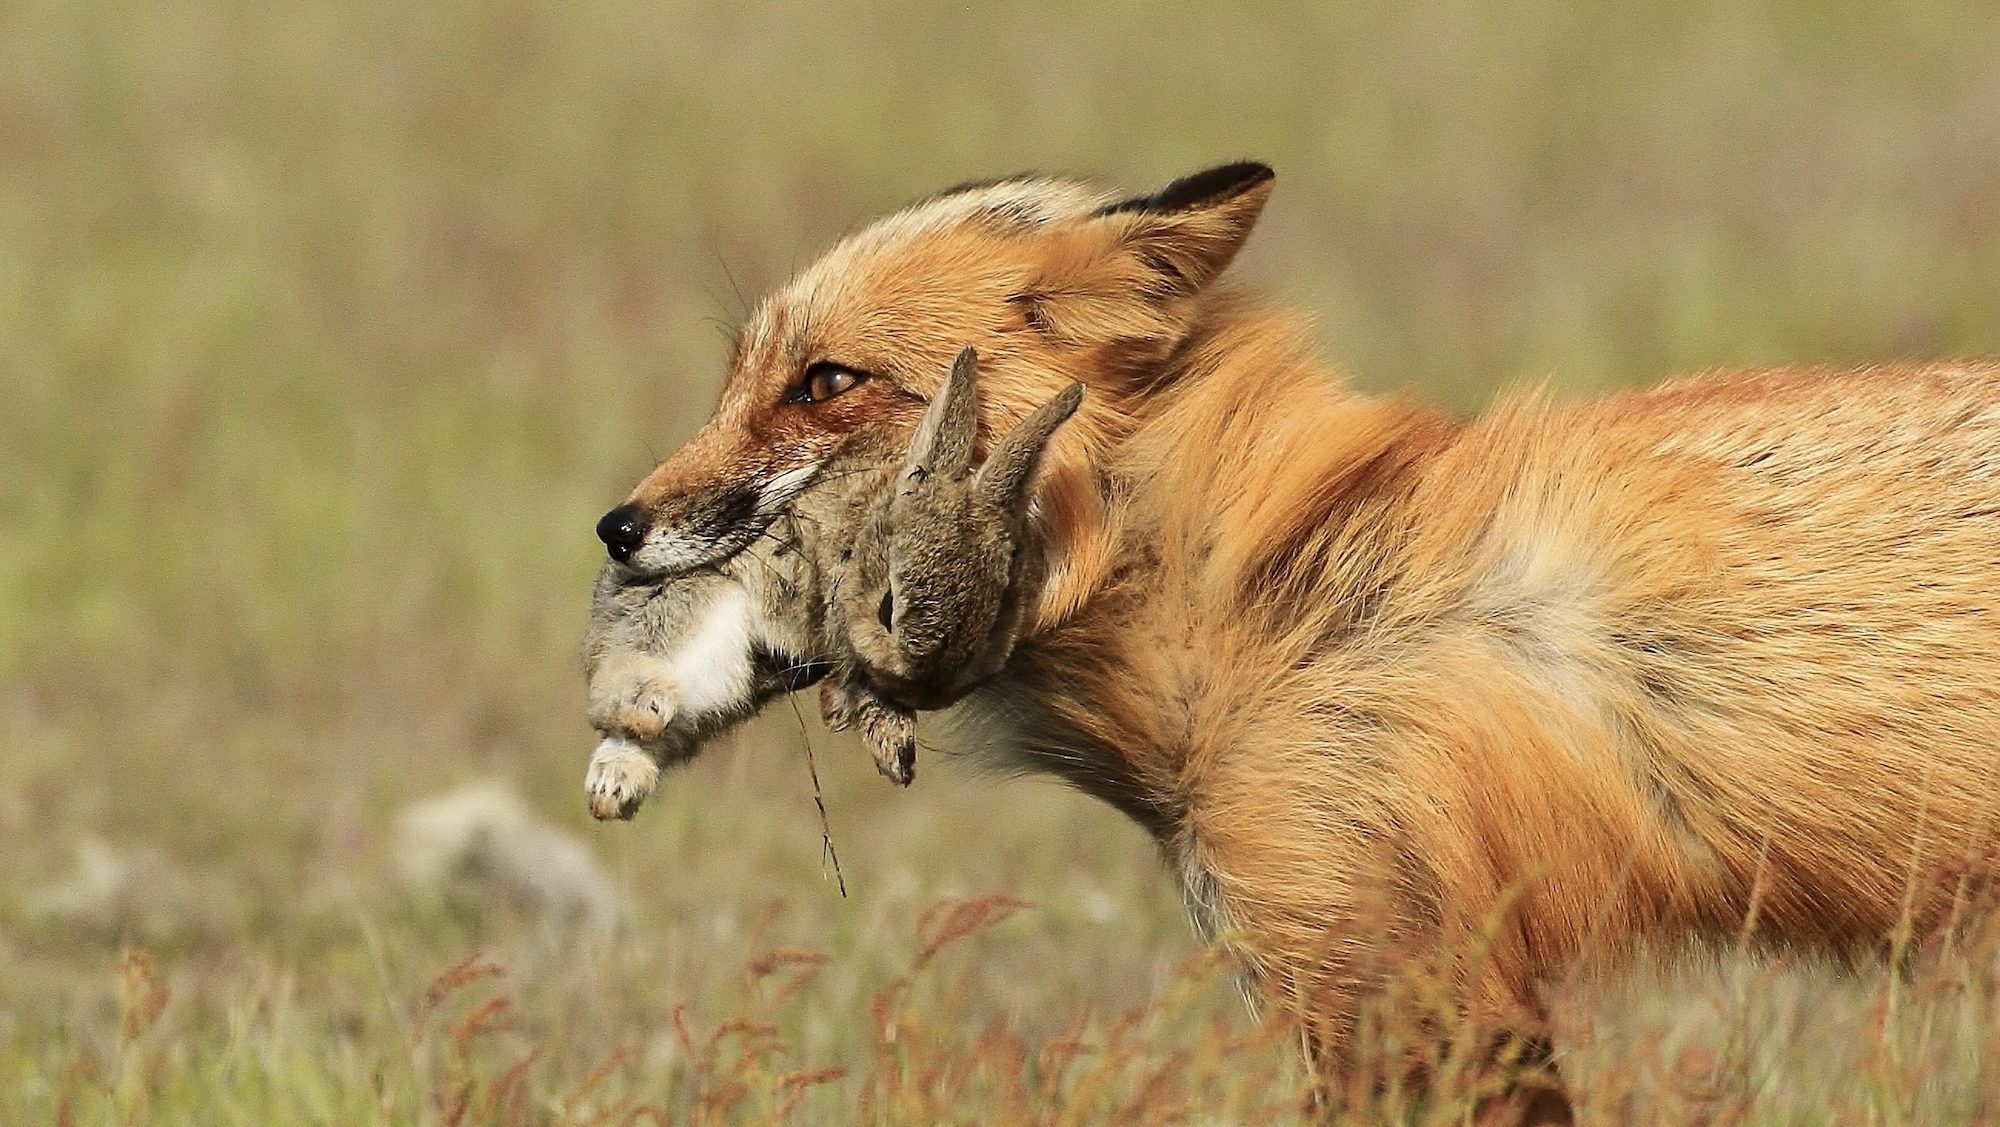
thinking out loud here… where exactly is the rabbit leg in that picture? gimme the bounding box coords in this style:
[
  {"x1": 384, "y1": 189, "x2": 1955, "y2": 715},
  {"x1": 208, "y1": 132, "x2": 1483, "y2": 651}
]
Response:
[{"x1": 820, "y1": 673, "x2": 918, "y2": 785}]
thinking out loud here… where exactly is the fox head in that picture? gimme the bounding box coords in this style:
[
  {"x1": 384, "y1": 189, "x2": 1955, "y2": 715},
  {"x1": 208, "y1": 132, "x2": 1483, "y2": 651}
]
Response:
[{"x1": 597, "y1": 162, "x2": 1275, "y2": 577}]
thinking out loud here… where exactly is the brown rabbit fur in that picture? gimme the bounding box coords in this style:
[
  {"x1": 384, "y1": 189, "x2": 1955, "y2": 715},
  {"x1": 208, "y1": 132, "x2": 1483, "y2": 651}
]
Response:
[
  {"x1": 834, "y1": 349, "x2": 1084, "y2": 711},
  {"x1": 596, "y1": 161, "x2": 2000, "y2": 1121},
  {"x1": 580, "y1": 451, "x2": 919, "y2": 814}
]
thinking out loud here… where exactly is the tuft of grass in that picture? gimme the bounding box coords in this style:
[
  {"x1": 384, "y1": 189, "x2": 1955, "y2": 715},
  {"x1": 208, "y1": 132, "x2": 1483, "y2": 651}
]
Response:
[
  {"x1": 29, "y1": 899, "x2": 1292, "y2": 1124},
  {"x1": 25, "y1": 896, "x2": 2000, "y2": 1123}
]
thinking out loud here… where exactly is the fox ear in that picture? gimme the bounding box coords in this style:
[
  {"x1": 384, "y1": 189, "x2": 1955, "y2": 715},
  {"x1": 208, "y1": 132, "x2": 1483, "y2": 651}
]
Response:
[
  {"x1": 1093, "y1": 162, "x2": 1274, "y2": 296},
  {"x1": 975, "y1": 382, "x2": 1084, "y2": 512},
  {"x1": 902, "y1": 347, "x2": 980, "y2": 483}
]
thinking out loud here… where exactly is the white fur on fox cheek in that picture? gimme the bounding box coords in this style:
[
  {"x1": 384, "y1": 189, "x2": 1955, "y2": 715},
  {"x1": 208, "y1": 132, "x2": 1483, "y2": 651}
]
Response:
[
  {"x1": 668, "y1": 583, "x2": 760, "y2": 716},
  {"x1": 754, "y1": 461, "x2": 823, "y2": 517}
]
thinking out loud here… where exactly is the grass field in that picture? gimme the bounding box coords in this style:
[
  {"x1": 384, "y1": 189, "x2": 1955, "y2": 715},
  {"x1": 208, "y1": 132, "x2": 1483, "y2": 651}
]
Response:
[{"x1": 5, "y1": 0, "x2": 2000, "y2": 1121}]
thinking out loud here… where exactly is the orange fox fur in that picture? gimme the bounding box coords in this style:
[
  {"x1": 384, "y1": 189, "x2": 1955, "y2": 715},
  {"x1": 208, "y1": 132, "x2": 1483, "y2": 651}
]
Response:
[{"x1": 609, "y1": 163, "x2": 2000, "y2": 1116}]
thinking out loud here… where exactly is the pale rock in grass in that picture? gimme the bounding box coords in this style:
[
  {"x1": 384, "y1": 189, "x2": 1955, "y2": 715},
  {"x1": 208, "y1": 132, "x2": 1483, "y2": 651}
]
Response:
[
  {"x1": 395, "y1": 781, "x2": 620, "y2": 934},
  {"x1": 23, "y1": 837, "x2": 202, "y2": 942}
]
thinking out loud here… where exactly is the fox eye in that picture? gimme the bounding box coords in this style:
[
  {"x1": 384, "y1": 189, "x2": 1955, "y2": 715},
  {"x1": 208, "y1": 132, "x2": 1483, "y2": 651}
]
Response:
[{"x1": 790, "y1": 362, "x2": 870, "y2": 404}]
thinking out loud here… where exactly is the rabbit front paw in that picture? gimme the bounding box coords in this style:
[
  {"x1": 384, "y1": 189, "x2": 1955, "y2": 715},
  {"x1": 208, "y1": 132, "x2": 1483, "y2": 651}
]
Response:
[
  {"x1": 585, "y1": 654, "x2": 680, "y2": 743},
  {"x1": 585, "y1": 737, "x2": 661, "y2": 820}
]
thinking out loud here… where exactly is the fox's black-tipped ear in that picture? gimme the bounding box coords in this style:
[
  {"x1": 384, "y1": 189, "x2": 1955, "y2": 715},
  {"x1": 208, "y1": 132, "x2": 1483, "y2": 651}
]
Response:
[
  {"x1": 1094, "y1": 162, "x2": 1274, "y2": 218},
  {"x1": 1091, "y1": 162, "x2": 1274, "y2": 296}
]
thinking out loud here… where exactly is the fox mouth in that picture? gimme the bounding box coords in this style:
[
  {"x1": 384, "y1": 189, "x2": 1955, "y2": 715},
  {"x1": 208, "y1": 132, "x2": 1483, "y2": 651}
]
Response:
[
  {"x1": 620, "y1": 501, "x2": 773, "y2": 579},
  {"x1": 625, "y1": 462, "x2": 826, "y2": 578}
]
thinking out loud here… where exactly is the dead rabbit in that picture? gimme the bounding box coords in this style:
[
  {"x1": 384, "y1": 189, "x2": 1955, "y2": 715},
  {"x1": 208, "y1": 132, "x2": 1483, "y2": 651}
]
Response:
[{"x1": 581, "y1": 349, "x2": 1081, "y2": 818}]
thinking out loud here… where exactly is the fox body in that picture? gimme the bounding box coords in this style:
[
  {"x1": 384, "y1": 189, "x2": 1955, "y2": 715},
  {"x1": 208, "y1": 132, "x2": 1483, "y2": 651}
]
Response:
[{"x1": 593, "y1": 162, "x2": 2000, "y2": 1119}]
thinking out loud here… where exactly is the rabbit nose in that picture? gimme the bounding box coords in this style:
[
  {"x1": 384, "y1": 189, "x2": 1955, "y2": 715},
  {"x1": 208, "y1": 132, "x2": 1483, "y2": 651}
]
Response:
[{"x1": 596, "y1": 506, "x2": 647, "y2": 563}]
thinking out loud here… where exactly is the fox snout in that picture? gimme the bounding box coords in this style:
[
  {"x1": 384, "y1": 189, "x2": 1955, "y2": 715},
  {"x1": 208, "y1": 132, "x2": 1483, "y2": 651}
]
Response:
[
  {"x1": 600, "y1": 461, "x2": 828, "y2": 576},
  {"x1": 595, "y1": 484, "x2": 765, "y2": 575},
  {"x1": 595, "y1": 505, "x2": 647, "y2": 563}
]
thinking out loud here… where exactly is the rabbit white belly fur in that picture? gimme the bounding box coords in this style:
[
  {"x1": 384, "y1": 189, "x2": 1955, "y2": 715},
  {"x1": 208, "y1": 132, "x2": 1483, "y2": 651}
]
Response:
[
  {"x1": 657, "y1": 582, "x2": 762, "y2": 717},
  {"x1": 582, "y1": 574, "x2": 799, "y2": 820}
]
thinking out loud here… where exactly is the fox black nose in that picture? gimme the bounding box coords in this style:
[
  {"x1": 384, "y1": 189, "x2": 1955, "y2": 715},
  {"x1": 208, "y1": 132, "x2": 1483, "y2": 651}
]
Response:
[{"x1": 596, "y1": 506, "x2": 647, "y2": 563}]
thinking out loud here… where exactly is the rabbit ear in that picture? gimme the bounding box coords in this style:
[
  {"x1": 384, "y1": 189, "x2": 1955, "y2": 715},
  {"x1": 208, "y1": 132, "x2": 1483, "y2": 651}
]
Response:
[
  {"x1": 901, "y1": 347, "x2": 981, "y2": 483},
  {"x1": 975, "y1": 382, "x2": 1084, "y2": 512}
]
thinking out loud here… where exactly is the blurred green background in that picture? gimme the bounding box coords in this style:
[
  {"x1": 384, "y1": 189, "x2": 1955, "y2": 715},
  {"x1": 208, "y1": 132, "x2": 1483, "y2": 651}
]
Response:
[{"x1": 4, "y1": 0, "x2": 1999, "y2": 1119}]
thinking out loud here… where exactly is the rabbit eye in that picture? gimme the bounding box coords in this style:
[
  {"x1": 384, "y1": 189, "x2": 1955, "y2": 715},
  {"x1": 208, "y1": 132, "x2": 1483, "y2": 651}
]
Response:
[
  {"x1": 877, "y1": 589, "x2": 894, "y2": 633},
  {"x1": 789, "y1": 362, "x2": 871, "y2": 404}
]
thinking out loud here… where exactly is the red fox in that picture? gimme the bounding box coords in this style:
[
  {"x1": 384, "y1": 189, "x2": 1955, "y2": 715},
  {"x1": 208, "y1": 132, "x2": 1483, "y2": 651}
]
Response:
[{"x1": 592, "y1": 162, "x2": 2000, "y2": 1123}]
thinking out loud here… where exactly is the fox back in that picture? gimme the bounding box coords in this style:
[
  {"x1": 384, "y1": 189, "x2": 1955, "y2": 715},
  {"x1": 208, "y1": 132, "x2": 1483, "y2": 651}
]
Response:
[{"x1": 1036, "y1": 357, "x2": 2000, "y2": 996}]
